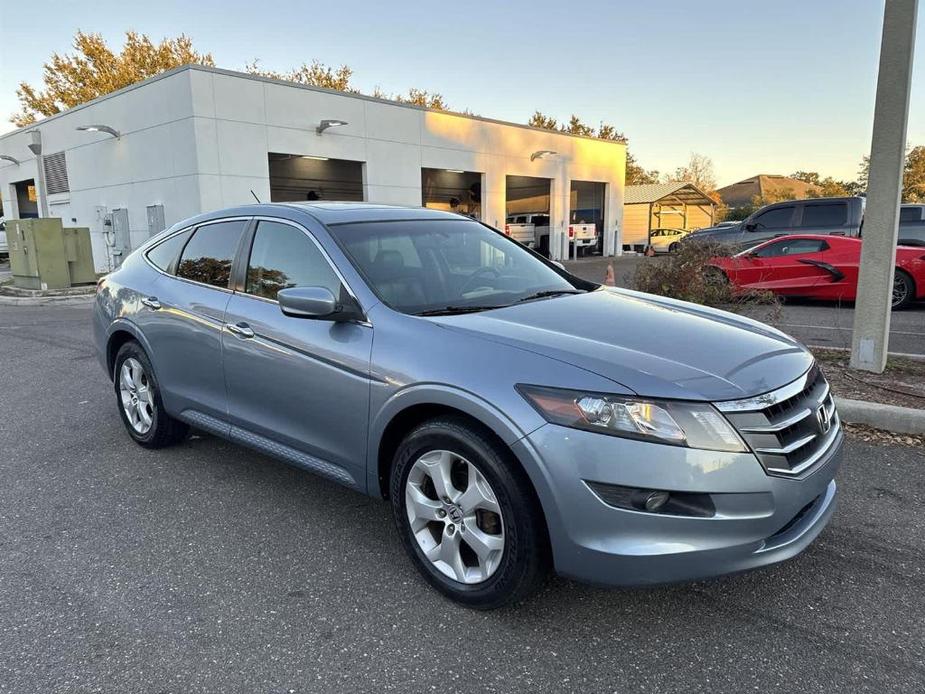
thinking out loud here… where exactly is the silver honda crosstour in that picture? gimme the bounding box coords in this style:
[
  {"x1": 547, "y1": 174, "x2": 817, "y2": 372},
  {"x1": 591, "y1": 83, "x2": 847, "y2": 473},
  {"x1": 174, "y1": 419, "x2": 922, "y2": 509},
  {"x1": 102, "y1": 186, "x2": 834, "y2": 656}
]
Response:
[{"x1": 94, "y1": 203, "x2": 842, "y2": 608}]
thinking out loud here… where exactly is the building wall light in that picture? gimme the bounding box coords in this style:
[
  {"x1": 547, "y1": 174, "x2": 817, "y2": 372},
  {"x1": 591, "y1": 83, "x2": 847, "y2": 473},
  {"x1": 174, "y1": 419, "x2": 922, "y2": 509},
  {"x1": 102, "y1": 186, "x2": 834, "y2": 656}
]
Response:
[
  {"x1": 0, "y1": 154, "x2": 20, "y2": 165},
  {"x1": 77, "y1": 124, "x2": 121, "y2": 139},
  {"x1": 531, "y1": 150, "x2": 558, "y2": 161},
  {"x1": 316, "y1": 119, "x2": 348, "y2": 134}
]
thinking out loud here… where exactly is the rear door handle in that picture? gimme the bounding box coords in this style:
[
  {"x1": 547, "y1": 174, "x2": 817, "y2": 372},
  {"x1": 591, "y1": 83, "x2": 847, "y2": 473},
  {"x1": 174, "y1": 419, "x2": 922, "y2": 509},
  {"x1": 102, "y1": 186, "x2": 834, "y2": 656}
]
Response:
[
  {"x1": 226, "y1": 322, "x2": 255, "y2": 339},
  {"x1": 141, "y1": 296, "x2": 161, "y2": 310}
]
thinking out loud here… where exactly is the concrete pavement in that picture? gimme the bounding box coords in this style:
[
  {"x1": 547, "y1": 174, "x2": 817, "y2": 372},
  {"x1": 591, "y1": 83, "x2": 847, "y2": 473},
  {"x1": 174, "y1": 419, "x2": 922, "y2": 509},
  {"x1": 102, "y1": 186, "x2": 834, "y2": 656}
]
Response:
[{"x1": 0, "y1": 303, "x2": 923, "y2": 692}]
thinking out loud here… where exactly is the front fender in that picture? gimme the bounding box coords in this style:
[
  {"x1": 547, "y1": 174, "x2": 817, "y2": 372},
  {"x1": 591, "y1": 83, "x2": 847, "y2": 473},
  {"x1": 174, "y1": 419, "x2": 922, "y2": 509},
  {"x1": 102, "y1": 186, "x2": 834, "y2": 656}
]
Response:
[{"x1": 365, "y1": 383, "x2": 545, "y2": 495}]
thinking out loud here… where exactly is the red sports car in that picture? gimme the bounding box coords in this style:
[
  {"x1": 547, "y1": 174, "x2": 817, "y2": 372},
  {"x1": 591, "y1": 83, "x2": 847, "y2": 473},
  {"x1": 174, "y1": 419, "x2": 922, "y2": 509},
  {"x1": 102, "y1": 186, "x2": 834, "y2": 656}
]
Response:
[{"x1": 709, "y1": 234, "x2": 925, "y2": 309}]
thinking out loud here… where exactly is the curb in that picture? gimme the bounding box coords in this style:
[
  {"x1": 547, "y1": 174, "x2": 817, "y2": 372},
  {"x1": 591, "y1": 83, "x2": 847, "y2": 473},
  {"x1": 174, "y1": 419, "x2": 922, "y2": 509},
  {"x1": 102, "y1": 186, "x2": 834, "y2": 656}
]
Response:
[
  {"x1": 835, "y1": 396, "x2": 925, "y2": 435},
  {"x1": 0, "y1": 294, "x2": 95, "y2": 306},
  {"x1": 809, "y1": 344, "x2": 925, "y2": 362}
]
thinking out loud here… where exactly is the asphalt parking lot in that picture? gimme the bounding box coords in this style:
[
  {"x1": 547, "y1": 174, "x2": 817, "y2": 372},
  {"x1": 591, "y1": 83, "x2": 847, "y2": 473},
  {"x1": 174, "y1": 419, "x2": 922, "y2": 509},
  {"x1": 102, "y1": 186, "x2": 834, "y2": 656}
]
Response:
[
  {"x1": 564, "y1": 256, "x2": 925, "y2": 356},
  {"x1": 1, "y1": 304, "x2": 923, "y2": 693}
]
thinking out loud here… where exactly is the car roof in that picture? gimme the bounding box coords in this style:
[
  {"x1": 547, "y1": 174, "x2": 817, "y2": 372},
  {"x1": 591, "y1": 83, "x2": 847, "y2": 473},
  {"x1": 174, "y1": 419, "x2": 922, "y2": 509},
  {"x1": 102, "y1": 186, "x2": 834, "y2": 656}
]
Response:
[
  {"x1": 281, "y1": 202, "x2": 464, "y2": 225},
  {"x1": 167, "y1": 202, "x2": 474, "y2": 232}
]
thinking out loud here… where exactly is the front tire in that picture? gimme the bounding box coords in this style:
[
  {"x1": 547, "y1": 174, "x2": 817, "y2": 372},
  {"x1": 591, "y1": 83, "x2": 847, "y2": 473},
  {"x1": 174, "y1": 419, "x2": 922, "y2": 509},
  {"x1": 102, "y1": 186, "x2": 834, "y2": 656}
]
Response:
[
  {"x1": 390, "y1": 417, "x2": 548, "y2": 609},
  {"x1": 113, "y1": 341, "x2": 189, "y2": 448},
  {"x1": 892, "y1": 269, "x2": 915, "y2": 310}
]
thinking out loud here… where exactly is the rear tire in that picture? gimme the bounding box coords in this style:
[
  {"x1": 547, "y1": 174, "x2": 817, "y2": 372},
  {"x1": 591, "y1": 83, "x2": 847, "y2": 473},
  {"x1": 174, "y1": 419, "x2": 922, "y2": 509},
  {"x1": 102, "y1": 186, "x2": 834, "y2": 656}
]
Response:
[
  {"x1": 668, "y1": 242, "x2": 680, "y2": 253},
  {"x1": 892, "y1": 269, "x2": 915, "y2": 310},
  {"x1": 113, "y1": 341, "x2": 189, "y2": 448},
  {"x1": 390, "y1": 417, "x2": 548, "y2": 609}
]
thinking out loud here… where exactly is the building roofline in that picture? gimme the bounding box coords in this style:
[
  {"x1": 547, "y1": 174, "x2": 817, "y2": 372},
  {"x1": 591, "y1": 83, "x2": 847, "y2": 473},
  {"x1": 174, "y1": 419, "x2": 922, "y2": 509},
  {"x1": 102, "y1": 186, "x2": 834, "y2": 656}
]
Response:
[{"x1": 1, "y1": 64, "x2": 627, "y2": 148}]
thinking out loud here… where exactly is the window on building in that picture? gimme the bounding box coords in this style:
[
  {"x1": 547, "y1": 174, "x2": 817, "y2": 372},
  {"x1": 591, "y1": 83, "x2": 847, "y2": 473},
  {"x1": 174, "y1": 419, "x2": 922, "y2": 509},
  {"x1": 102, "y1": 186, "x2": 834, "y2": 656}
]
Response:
[
  {"x1": 245, "y1": 220, "x2": 341, "y2": 301},
  {"x1": 176, "y1": 220, "x2": 246, "y2": 288}
]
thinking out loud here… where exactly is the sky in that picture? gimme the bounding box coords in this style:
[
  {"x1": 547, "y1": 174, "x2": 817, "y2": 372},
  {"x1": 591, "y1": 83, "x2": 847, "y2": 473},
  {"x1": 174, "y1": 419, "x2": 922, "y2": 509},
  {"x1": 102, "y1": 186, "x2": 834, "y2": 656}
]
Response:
[{"x1": 1, "y1": 0, "x2": 923, "y2": 186}]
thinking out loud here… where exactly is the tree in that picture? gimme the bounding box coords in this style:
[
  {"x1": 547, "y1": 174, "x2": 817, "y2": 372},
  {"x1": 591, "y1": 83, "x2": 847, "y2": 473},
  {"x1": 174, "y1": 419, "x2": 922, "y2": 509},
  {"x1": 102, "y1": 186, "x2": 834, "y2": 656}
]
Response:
[
  {"x1": 12, "y1": 31, "x2": 214, "y2": 126},
  {"x1": 245, "y1": 59, "x2": 355, "y2": 92},
  {"x1": 561, "y1": 114, "x2": 595, "y2": 137},
  {"x1": 855, "y1": 146, "x2": 925, "y2": 201},
  {"x1": 625, "y1": 152, "x2": 660, "y2": 185},
  {"x1": 667, "y1": 152, "x2": 717, "y2": 193},
  {"x1": 394, "y1": 88, "x2": 448, "y2": 111},
  {"x1": 528, "y1": 111, "x2": 558, "y2": 130},
  {"x1": 790, "y1": 171, "x2": 822, "y2": 186},
  {"x1": 902, "y1": 146, "x2": 925, "y2": 202}
]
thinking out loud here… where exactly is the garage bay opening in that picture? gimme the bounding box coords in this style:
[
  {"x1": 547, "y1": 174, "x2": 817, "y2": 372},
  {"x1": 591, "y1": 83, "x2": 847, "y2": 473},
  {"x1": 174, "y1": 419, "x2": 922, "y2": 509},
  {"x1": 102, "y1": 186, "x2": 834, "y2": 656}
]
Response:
[
  {"x1": 268, "y1": 153, "x2": 364, "y2": 202},
  {"x1": 421, "y1": 169, "x2": 482, "y2": 219},
  {"x1": 570, "y1": 181, "x2": 605, "y2": 257},
  {"x1": 505, "y1": 175, "x2": 551, "y2": 255}
]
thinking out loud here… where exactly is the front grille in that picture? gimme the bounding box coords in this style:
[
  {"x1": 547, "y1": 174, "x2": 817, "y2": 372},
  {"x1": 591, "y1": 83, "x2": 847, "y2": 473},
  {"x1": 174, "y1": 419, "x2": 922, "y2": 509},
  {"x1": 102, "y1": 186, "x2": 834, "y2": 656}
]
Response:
[{"x1": 715, "y1": 365, "x2": 840, "y2": 478}]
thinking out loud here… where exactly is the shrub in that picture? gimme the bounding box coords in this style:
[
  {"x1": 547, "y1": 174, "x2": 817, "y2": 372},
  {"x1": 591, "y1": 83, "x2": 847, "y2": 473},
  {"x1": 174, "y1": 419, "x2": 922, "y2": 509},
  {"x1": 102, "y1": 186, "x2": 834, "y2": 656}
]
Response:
[{"x1": 632, "y1": 241, "x2": 781, "y2": 318}]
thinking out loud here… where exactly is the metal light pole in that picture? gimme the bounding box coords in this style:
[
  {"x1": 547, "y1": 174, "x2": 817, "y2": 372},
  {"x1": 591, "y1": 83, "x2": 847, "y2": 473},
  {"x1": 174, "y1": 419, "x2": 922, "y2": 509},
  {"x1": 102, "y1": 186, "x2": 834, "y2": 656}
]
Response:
[{"x1": 850, "y1": 0, "x2": 918, "y2": 372}]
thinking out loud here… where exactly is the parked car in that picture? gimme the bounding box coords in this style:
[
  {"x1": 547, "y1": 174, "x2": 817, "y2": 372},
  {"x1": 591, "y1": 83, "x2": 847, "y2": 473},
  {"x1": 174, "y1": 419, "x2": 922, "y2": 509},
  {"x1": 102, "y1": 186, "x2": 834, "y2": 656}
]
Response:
[
  {"x1": 689, "y1": 196, "x2": 925, "y2": 250},
  {"x1": 709, "y1": 234, "x2": 925, "y2": 309},
  {"x1": 94, "y1": 203, "x2": 842, "y2": 608},
  {"x1": 647, "y1": 228, "x2": 689, "y2": 253}
]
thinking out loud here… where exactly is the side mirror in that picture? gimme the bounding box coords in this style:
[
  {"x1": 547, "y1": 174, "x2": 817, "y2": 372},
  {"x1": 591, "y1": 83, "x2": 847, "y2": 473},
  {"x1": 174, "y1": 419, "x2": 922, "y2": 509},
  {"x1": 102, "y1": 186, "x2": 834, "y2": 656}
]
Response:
[
  {"x1": 278, "y1": 286, "x2": 361, "y2": 321},
  {"x1": 744, "y1": 222, "x2": 757, "y2": 231},
  {"x1": 550, "y1": 260, "x2": 566, "y2": 271}
]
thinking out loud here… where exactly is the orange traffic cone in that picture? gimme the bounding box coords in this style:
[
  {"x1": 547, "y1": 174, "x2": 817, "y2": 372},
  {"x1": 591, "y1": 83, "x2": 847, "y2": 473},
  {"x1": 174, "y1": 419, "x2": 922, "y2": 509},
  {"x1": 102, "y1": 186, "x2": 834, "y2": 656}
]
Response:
[{"x1": 604, "y1": 262, "x2": 615, "y2": 287}]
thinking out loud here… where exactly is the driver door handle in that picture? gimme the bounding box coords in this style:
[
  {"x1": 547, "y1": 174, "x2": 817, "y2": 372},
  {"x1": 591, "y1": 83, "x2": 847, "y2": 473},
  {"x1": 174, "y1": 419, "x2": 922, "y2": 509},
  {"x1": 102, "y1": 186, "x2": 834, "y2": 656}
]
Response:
[
  {"x1": 226, "y1": 322, "x2": 255, "y2": 339},
  {"x1": 141, "y1": 296, "x2": 161, "y2": 310}
]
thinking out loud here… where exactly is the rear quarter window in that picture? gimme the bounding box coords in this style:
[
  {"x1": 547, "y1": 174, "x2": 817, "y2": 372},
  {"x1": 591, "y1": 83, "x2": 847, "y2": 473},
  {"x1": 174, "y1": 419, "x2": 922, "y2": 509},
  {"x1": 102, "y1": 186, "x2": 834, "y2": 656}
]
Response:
[{"x1": 146, "y1": 229, "x2": 192, "y2": 272}]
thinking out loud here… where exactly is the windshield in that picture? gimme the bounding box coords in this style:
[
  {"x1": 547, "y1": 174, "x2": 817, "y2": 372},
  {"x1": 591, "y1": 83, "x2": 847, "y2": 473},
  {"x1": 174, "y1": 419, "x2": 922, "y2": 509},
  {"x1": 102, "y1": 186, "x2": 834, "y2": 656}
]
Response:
[{"x1": 329, "y1": 219, "x2": 582, "y2": 315}]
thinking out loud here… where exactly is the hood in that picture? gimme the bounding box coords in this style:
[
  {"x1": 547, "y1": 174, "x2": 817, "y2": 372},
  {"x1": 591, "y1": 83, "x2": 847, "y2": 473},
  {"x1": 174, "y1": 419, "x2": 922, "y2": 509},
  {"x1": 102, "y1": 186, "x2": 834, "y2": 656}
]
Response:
[{"x1": 430, "y1": 288, "x2": 811, "y2": 402}]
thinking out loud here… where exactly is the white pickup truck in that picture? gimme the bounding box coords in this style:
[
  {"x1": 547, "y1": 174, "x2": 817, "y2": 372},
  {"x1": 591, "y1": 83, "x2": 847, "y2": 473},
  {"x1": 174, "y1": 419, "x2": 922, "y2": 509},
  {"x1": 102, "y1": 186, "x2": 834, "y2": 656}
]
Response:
[
  {"x1": 568, "y1": 221, "x2": 598, "y2": 256},
  {"x1": 505, "y1": 214, "x2": 550, "y2": 251}
]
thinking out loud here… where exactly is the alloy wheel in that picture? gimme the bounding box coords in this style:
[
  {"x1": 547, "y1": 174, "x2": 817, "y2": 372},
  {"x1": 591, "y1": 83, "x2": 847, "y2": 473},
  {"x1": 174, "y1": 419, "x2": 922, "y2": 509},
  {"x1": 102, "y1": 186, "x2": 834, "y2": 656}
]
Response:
[
  {"x1": 892, "y1": 272, "x2": 909, "y2": 308},
  {"x1": 119, "y1": 357, "x2": 154, "y2": 434},
  {"x1": 405, "y1": 450, "x2": 505, "y2": 584}
]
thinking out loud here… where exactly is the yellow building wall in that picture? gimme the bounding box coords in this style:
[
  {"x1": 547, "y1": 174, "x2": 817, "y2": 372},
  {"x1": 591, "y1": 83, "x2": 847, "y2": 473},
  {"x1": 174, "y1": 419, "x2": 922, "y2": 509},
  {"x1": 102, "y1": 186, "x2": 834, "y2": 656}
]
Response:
[{"x1": 623, "y1": 203, "x2": 651, "y2": 246}]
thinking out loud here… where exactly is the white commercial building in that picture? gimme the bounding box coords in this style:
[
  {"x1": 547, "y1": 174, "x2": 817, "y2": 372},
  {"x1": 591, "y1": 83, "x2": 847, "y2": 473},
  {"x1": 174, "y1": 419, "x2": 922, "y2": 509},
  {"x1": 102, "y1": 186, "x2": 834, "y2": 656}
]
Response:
[{"x1": 0, "y1": 65, "x2": 626, "y2": 272}]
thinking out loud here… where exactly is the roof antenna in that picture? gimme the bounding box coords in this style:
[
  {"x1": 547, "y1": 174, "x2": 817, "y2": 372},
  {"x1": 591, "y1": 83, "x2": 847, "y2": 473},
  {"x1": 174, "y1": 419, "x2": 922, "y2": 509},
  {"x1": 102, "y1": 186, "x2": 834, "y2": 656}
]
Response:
[{"x1": 250, "y1": 189, "x2": 261, "y2": 203}]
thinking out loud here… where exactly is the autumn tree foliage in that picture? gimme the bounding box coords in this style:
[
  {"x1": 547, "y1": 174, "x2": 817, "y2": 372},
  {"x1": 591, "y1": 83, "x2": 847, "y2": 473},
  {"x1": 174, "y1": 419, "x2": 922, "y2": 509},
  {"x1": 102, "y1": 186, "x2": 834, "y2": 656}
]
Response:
[
  {"x1": 244, "y1": 59, "x2": 356, "y2": 93},
  {"x1": 12, "y1": 31, "x2": 214, "y2": 126}
]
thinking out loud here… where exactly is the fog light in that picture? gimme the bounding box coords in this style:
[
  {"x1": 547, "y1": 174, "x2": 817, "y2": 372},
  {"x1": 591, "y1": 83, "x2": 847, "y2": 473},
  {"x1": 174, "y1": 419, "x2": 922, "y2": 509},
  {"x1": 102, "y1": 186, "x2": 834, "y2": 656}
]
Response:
[{"x1": 644, "y1": 490, "x2": 671, "y2": 512}]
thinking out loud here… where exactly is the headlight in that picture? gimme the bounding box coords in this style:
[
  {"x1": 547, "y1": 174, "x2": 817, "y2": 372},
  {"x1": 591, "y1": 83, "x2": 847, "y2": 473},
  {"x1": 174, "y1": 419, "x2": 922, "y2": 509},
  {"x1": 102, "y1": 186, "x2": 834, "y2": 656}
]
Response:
[{"x1": 517, "y1": 385, "x2": 747, "y2": 453}]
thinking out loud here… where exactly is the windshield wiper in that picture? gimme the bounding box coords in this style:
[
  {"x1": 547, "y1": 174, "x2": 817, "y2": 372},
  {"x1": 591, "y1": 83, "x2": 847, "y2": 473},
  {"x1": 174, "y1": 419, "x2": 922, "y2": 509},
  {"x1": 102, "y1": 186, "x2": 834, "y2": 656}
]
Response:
[
  {"x1": 516, "y1": 289, "x2": 584, "y2": 303},
  {"x1": 416, "y1": 305, "x2": 505, "y2": 316}
]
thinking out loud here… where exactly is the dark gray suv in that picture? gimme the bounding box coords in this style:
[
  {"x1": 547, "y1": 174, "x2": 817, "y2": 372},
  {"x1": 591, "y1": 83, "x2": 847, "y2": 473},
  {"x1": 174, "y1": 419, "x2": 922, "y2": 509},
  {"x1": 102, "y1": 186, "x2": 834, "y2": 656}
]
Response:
[{"x1": 94, "y1": 203, "x2": 842, "y2": 608}]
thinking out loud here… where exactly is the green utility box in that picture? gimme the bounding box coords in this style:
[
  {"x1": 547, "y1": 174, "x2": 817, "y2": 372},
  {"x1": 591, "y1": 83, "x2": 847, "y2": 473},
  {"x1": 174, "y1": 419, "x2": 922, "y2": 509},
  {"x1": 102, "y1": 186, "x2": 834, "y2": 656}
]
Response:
[
  {"x1": 63, "y1": 226, "x2": 96, "y2": 285},
  {"x1": 7, "y1": 218, "x2": 96, "y2": 290}
]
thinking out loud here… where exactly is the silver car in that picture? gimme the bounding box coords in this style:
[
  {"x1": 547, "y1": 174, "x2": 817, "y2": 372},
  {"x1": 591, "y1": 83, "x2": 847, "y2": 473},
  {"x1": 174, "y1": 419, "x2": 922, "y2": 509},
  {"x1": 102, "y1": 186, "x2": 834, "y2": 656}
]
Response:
[{"x1": 93, "y1": 203, "x2": 843, "y2": 608}]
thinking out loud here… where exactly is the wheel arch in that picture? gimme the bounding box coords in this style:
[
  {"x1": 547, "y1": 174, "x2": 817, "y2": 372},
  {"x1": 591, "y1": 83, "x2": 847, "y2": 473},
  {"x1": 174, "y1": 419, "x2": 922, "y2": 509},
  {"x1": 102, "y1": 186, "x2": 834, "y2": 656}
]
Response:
[
  {"x1": 369, "y1": 386, "x2": 535, "y2": 500},
  {"x1": 105, "y1": 319, "x2": 155, "y2": 380}
]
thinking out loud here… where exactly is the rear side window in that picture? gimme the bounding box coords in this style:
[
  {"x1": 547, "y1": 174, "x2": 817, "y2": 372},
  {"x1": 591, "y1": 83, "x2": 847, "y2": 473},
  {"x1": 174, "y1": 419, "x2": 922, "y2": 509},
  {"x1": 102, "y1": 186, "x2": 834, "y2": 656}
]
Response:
[
  {"x1": 900, "y1": 207, "x2": 922, "y2": 222},
  {"x1": 752, "y1": 206, "x2": 794, "y2": 229},
  {"x1": 800, "y1": 203, "x2": 847, "y2": 227},
  {"x1": 176, "y1": 220, "x2": 246, "y2": 288},
  {"x1": 245, "y1": 220, "x2": 341, "y2": 300},
  {"x1": 146, "y1": 229, "x2": 191, "y2": 272}
]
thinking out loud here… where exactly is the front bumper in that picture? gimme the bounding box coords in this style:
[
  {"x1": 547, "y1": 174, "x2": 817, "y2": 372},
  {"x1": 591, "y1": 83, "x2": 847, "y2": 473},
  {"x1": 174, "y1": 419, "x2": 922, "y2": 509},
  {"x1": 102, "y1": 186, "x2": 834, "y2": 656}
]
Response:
[{"x1": 512, "y1": 422, "x2": 842, "y2": 586}]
